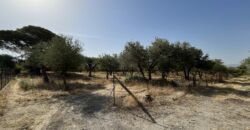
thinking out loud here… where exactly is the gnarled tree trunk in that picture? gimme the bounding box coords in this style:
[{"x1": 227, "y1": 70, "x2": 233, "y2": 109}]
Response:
[
  {"x1": 41, "y1": 65, "x2": 49, "y2": 83},
  {"x1": 63, "y1": 74, "x2": 69, "y2": 90},
  {"x1": 88, "y1": 70, "x2": 92, "y2": 77},
  {"x1": 161, "y1": 71, "x2": 166, "y2": 79},
  {"x1": 198, "y1": 71, "x2": 203, "y2": 80},
  {"x1": 183, "y1": 67, "x2": 191, "y2": 80},
  {"x1": 148, "y1": 69, "x2": 152, "y2": 80},
  {"x1": 137, "y1": 63, "x2": 145, "y2": 79},
  {"x1": 106, "y1": 72, "x2": 109, "y2": 79}
]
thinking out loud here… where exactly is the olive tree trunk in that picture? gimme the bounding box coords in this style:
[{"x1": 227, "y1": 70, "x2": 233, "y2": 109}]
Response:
[
  {"x1": 88, "y1": 70, "x2": 92, "y2": 77},
  {"x1": 41, "y1": 65, "x2": 49, "y2": 83},
  {"x1": 137, "y1": 63, "x2": 145, "y2": 79},
  {"x1": 106, "y1": 72, "x2": 109, "y2": 79},
  {"x1": 62, "y1": 73, "x2": 69, "y2": 90}
]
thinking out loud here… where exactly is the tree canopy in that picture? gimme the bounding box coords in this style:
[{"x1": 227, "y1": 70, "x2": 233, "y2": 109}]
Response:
[
  {"x1": 42, "y1": 36, "x2": 82, "y2": 89},
  {"x1": 43, "y1": 37, "x2": 82, "y2": 74},
  {"x1": 0, "y1": 54, "x2": 15, "y2": 69},
  {"x1": 240, "y1": 57, "x2": 250, "y2": 74},
  {"x1": 122, "y1": 41, "x2": 147, "y2": 78},
  {"x1": 83, "y1": 56, "x2": 98, "y2": 77},
  {"x1": 0, "y1": 25, "x2": 56, "y2": 51},
  {"x1": 99, "y1": 54, "x2": 120, "y2": 79}
]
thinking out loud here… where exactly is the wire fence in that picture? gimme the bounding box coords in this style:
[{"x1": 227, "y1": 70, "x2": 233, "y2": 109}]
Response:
[{"x1": 0, "y1": 69, "x2": 15, "y2": 91}]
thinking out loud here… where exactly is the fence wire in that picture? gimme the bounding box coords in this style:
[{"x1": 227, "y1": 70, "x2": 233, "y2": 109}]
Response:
[{"x1": 0, "y1": 69, "x2": 14, "y2": 91}]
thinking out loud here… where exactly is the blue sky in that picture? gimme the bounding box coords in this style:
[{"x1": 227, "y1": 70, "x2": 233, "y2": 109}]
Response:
[{"x1": 0, "y1": 0, "x2": 250, "y2": 65}]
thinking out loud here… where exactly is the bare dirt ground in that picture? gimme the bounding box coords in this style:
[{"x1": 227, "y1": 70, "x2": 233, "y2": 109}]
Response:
[{"x1": 0, "y1": 73, "x2": 250, "y2": 130}]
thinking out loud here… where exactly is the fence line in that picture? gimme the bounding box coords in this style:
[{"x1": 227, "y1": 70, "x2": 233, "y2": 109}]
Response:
[{"x1": 0, "y1": 69, "x2": 14, "y2": 91}]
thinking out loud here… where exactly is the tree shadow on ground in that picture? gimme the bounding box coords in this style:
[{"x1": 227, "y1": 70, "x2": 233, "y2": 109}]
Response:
[
  {"x1": 67, "y1": 82, "x2": 105, "y2": 91},
  {"x1": 49, "y1": 80, "x2": 112, "y2": 115},
  {"x1": 125, "y1": 77, "x2": 180, "y2": 88},
  {"x1": 66, "y1": 73, "x2": 92, "y2": 80},
  {"x1": 55, "y1": 92, "x2": 113, "y2": 115},
  {"x1": 189, "y1": 85, "x2": 250, "y2": 98},
  {"x1": 223, "y1": 81, "x2": 250, "y2": 87},
  {"x1": 125, "y1": 108, "x2": 168, "y2": 129},
  {"x1": 46, "y1": 92, "x2": 113, "y2": 130},
  {"x1": 47, "y1": 72, "x2": 92, "y2": 81}
]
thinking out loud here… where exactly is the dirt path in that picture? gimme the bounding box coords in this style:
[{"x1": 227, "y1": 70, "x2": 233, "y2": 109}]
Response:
[
  {"x1": 0, "y1": 78, "x2": 250, "y2": 130},
  {"x1": 0, "y1": 80, "x2": 61, "y2": 130}
]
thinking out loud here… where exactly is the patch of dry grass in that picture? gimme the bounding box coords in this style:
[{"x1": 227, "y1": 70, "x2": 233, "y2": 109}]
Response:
[
  {"x1": 16, "y1": 75, "x2": 109, "y2": 103},
  {"x1": 0, "y1": 81, "x2": 15, "y2": 116},
  {"x1": 0, "y1": 92, "x2": 7, "y2": 116},
  {"x1": 15, "y1": 73, "x2": 249, "y2": 109},
  {"x1": 19, "y1": 77, "x2": 64, "y2": 91},
  {"x1": 14, "y1": 87, "x2": 69, "y2": 104},
  {"x1": 122, "y1": 96, "x2": 138, "y2": 108},
  {"x1": 15, "y1": 77, "x2": 71, "y2": 103},
  {"x1": 113, "y1": 81, "x2": 186, "y2": 108}
]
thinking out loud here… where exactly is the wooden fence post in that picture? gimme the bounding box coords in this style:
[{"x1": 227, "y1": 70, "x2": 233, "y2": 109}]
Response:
[{"x1": 112, "y1": 75, "x2": 116, "y2": 106}]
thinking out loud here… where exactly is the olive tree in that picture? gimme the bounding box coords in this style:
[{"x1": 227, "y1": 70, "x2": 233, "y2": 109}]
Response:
[
  {"x1": 84, "y1": 56, "x2": 97, "y2": 77},
  {"x1": 148, "y1": 38, "x2": 171, "y2": 80},
  {"x1": 99, "y1": 54, "x2": 120, "y2": 79},
  {"x1": 43, "y1": 36, "x2": 82, "y2": 90},
  {"x1": 240, "y1": 57, "x2": 250, "y2": 74},
  {"x1": 212, "y1": 59, "x2": 227, "y2": 82},
  {"x1": 172, "y1": 42, "x2": 203, "y2": 80},
  {"x1": 122, "y1": 41, "x2": 147, "y2": 79},
  {"x1": 119, "y1": 52, "x2": 137, "y2": 76},
  {"x1": 25, "y1": 43, "x2": 50, "y2": 82}
]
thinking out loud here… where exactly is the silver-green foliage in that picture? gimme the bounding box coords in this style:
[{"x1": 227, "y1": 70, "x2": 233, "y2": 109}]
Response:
[{"x1": 43, "y1": 36, "x2": 82, "y2": 74}]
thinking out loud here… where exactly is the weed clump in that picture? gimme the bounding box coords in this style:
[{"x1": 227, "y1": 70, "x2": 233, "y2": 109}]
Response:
[
  {"x1": 124, "y1": 75, "x2": 147, "y2": 84},
  {"x1": 19, "y1": 79, "x2": 36, "y2": 91}
]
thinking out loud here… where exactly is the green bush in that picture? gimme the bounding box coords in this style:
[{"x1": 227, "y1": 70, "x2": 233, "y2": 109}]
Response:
[
  {"x1": 227, "y1": 67, "x2": 244, "y2": 77},
  {"x1": 124, "y1": 75, "x2": 147, "y2": 83},
  {"x1": 124, "y1": 75, "x2": 179, "y2": 87},
  {"x1": 19, "y1": 79, "x2": 35, "y2": 91}
]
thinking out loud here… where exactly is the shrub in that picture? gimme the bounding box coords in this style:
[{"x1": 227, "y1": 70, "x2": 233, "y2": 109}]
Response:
[
  {"x1": 124, "y1": 75, "x2": 147, "y2": 83},
  {"x1": 150, "y1": 79, "x2": 169, "y2": 86},
  {"x1": 19, "y1": 79, "x2": 36, "y2": 91}
]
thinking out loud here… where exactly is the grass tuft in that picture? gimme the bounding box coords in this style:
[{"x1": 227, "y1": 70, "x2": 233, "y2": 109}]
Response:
[{"x1": 19, "y1": 79, "x2": 36, "y2": 91}]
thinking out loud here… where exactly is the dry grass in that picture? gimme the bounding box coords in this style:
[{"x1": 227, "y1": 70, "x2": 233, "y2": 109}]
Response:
[
  {"x1": 13, "y1": 73, "x2": 250, "y2": 109},
  {"x1": 14, "y1": 89, "x2": 69, "y2": 104},
  {"x1": 0, "y1": 81, "x2": 15, "y2": 116},
  {"x1": 16, "y1": 77, "x2": 70, "y2": 103},
  {"x1": 1, "y1": 73, "x2": 250, "y2": 129},
  {"x1": 19, "y1": 77, "x2": 65, "y2": 91},
  {"x1": 0, "y1": 92, "x2": 7, "y2": 116},
  {"x1": 15, "y1": 74, "x2": 109, "y2": 103},
  {"x1": 115, "y1": 75, "x2": 250, "y2": 108},
  {"x1": 113, "y1": 80, "x2": 186, "y2": 108},
  {"x1": 122, "y1": 96, "x2": 138, "y2": 108}
]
